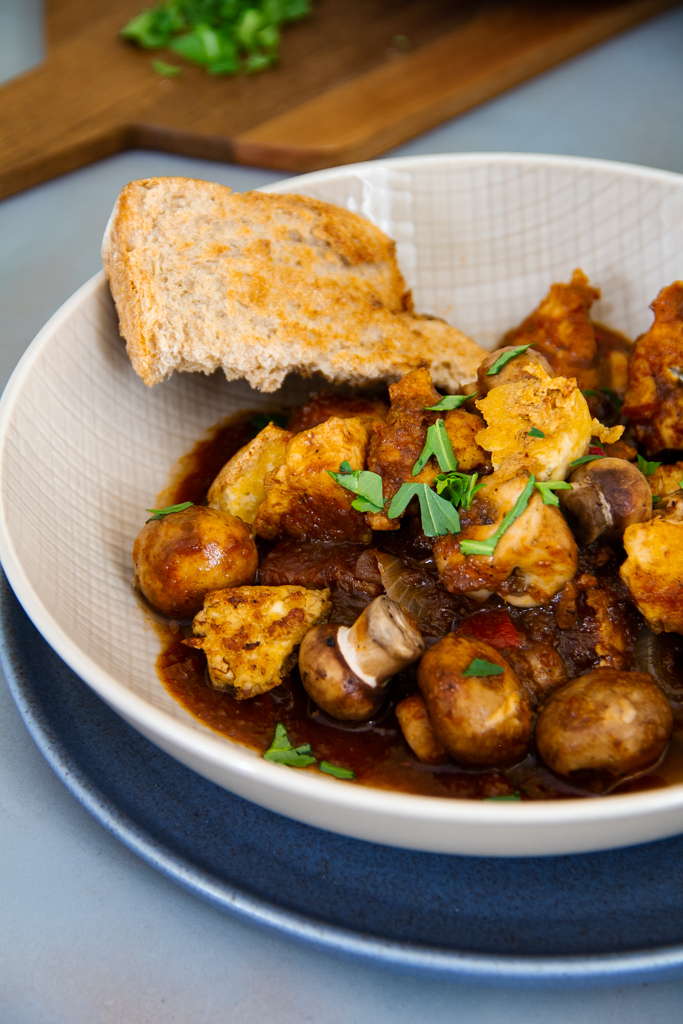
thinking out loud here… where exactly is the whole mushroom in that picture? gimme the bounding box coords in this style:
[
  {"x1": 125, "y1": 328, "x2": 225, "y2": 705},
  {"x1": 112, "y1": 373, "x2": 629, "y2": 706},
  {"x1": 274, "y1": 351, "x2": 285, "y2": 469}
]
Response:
[
  {"x1": 133, "y1": 504, "x2": 258, "y2": 619},
  {"x1": 559, "y1": 457, "x2": 652, "y2": 545},
  {"x1": 535, "y1": 668, "x2": 673, "y2": 779},
  {"x1": 417, "y1": 634, "x2": 533, "y2": 767},
  {"x1": 298, "y1": 595, "x2": 425, "y2": 721}
]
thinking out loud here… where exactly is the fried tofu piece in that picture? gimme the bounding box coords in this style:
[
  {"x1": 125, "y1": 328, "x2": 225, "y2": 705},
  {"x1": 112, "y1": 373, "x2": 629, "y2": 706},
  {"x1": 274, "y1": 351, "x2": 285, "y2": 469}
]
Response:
[
  {"x1": 443, "y1": 409, "x2": 492, "y2": 474},
  {"x1": 254, "y1": 416, "x2": 372, "y2": 542},
  {"x1": 502, "y1": 269, "x2": 600, "y2": 389},
  {"x1": 395, "y1": 692, "x2": 447, "y2": 764},
  {"x1": 207, "y1": 424, "x2": 293, "y2": 524},
  {"x1": 620, "y1": 495, "x2": 683, "y2": 634},
  {"x1": 649, "y1": 461, "x2": 683, "y2": 499},
  {"x1": 475, "y1": 365, "x2": 594, "y2": 481},
  {"x1": 365, "y1": 368, "x2": 442, "y2": 531},
  {"x1": 622, "y1": 282, "x2": 683, "y2": 454},
  {"x1": 187, "y1": 585, "x2": 332, "y2": 697},
  {"x1": 434, "y1": 458, "x2": 578, "y2": 608}
]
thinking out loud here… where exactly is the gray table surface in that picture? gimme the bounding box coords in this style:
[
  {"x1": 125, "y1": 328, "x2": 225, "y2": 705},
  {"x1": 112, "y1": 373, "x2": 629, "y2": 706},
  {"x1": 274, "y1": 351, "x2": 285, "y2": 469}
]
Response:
[{"x1": 2, "y1": 4, "x2": 683, "y2": 1021}]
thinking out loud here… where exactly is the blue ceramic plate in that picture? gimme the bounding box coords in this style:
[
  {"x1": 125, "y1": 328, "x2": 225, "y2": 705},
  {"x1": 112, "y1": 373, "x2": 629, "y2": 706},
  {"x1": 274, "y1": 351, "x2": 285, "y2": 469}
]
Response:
[{"x1": 3, "y1": 571, "x2": 683, "y2": 988}]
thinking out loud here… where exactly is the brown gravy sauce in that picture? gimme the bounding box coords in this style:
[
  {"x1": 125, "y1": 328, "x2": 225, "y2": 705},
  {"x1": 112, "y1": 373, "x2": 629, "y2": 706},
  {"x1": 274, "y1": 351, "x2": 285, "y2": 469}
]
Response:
[{"x1": 151, "y1": 412, "x2": 683, "y2": 801}]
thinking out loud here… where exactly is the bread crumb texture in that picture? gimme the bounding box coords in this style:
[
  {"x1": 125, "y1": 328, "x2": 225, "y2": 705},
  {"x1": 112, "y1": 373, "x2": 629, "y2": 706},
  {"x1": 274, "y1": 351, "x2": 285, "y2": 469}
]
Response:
[{"x1": 102, "y1": 178, "x2": 485, "y2": 392}]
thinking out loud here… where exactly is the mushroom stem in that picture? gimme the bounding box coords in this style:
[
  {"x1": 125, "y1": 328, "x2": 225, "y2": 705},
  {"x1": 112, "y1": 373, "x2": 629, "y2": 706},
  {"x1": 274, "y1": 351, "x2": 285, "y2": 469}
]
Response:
[
  {"x1": 298, "y1": 596, "x2": 425, "y2": 721},
  {"x1": 338, "y1": 595, "x2": 425, "y2": 686}
]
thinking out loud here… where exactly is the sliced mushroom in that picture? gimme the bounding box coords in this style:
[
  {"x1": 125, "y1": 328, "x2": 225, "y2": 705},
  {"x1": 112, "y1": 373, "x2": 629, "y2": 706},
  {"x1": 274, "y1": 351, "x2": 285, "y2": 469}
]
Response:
[
  {"x1": 298, "y1": 595, "x2": 425, "y2": 720},
  {"x1": 559, "y1": 457, "x2": 652, "y2": 545}
]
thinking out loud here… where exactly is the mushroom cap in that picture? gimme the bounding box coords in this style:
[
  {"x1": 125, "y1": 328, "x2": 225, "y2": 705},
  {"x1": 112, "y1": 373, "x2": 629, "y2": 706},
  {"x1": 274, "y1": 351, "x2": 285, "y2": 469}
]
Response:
[
  {"x1": 477, "y1": 346, "x2": 554, "y2": 395},
  {"x1": 133, "y1": 505, "x2": 258, "y2": 619},
  {"x1": 417, "y1": 634, "x2": 533, "y2": 767},
  {"x1": 535, "y1": 668, "x2": 673, "y2": 778},
  {"x1": 299, "y1": 623, "x2": 386, "y2": 721},
  {"x1": 560, "y1": 457, "x2": 652, "y2": 545}
]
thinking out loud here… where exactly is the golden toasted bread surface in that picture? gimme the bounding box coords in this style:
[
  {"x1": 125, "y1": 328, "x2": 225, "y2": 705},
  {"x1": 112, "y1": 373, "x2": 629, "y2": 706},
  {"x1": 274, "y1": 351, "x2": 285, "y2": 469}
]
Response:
[{"x1": 102, "y1": 177, "x2": 485, "y2": 392}]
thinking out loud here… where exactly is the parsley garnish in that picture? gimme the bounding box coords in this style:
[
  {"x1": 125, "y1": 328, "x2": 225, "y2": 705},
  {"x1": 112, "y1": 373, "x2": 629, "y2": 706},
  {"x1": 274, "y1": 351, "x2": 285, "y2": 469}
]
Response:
[
  {"x1": 425, "y1": 392, "x2": 477, "y2": 412},
  {"x1": 637, "y1": 454, "x2": 662, "y2": 477},
  {"x1": 485, "y1": 344, "x2": 533, "y2": 376},
  {"x1": 460, "y1": 475, "x2": 535, "y2": 557},
  {"x1": 527, "y1": 426, "x2": 545, "y2": 438},
  {"x1": 263, "y1": 724, "x2": 355, "y2": 777},
  {"x1": 320, "y1": 761, "x2": 356, "y2": 779},
  {"x1": 569, "y1": 453, "x2": 604, "y2": 468},
  {"x1": 534, "y1": 480, "x2": 572, "y2": 507},
  {"x1": 463, "y1": 658, "x2": 504, "y2": 677},
  {"x1": 412, "y1": 420, "x2": 458, "y2": 475},
  {"x1": 328, "y1": 461, "x2": 385, "y2": 514},
  {"x1": 145, "y1": 501, "x2": 193, "y2": 521},
  {"x1": 484, "y1": 792, "x2": 522, "y2": 801},
  {"x1": 387, "y1": 482, "x2": 462, "y2": 537},
  {"x1": 435, "y1": 470, "x2": 484, "y2": 510},
  {"x1": 263, "y1": 723, "x2": 317, "y2": 768},
  {"x1": 122, "y1": 0, "x2": 312, "y2": 77}
]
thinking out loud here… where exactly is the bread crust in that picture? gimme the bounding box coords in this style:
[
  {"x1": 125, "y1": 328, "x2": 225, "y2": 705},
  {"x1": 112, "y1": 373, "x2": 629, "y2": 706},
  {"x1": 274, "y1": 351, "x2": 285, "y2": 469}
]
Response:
[{"x1": 102, "y1": 177, "x2": 485, "y2": 392}]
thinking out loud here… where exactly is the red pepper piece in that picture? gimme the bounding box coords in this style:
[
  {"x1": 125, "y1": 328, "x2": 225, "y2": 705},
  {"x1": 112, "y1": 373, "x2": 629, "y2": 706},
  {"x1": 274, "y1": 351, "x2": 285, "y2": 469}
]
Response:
[{"x1": 455, "y1": 608, "x2": 523, "y2": 649}]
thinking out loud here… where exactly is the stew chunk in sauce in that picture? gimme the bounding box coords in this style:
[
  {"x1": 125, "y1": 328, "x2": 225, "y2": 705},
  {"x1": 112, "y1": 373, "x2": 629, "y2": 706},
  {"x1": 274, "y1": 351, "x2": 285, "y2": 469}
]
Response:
[{"x1": 135, "y1": 272, "x2": 683, "y2": 801}]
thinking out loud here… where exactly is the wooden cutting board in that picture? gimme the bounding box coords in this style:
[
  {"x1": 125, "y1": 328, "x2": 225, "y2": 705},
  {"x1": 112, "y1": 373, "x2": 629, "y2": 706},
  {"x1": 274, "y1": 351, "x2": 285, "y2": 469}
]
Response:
[{"x1": 0, "y1": 0, "x2": 676, "y2": 200}]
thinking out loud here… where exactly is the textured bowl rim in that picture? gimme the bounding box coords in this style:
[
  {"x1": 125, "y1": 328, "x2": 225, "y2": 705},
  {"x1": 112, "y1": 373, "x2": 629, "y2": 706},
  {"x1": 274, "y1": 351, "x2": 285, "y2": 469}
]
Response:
[{"x1": 2, "y1": 151, "x2": 683, "y2": 848}]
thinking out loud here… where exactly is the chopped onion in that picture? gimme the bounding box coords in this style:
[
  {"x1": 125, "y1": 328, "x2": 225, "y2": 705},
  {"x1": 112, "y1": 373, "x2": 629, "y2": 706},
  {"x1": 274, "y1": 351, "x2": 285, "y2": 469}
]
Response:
[{"x1": 373, "y1": 552, "x2": 423, "y2": 619}]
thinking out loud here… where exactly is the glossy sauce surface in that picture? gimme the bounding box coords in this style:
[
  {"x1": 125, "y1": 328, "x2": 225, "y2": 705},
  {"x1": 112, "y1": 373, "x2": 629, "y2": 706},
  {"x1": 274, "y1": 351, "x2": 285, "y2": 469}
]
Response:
[{"x1": 152, "y1": 411, "x2": 683, "y2": 800}]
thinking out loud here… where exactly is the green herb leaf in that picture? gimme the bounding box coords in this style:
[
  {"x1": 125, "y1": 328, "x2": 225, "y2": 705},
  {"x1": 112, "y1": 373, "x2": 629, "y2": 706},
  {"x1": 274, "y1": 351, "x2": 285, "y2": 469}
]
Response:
[
  {"x1": 328, "y1": 463, "x2": 385, "y2": 515},
  {"x1": 263, "y1": 723, "x2": 317, "y2": 767},
  {"x1": 484, "y1": 792, "x2": 522, "y2": 801},
  {"x1": 386, "y1": 482, "x2": 421, "y2": 518},
  {"x1": 463, "y1": 658, "x2": 504, "y2": 677},
  {"x1": 637, "y1": 454, "x2": 662, "y2": 477},
  {"x1": 485, "y1": 344, "x2": 533, "y2": 377},
  {"x1": 419, "y1": 486, "x2": 462, "y2": 537},
  {"x1": 460, "y1": 475, "x2": 535, "y2": 557},
  {"x1": 412, "y1": 420, "x2": 458, "y2": 475},
  {"x1": 569, "y1": 454, "x2": 604, "y2": 468},
  {"x1": 387, "y1": 482, "x2": 462, "y2": 537},
  {"x1": 425, "y1": 392, "x2": 477, "y2": 412},
  {"x1": 264, "y1": 745, "x2": 317, "y2": 767},
  {"x1": 319, "y1": 761, "x2": 355, "y2": 779},
  {"x1": 652, "y1": 495, "x2": 661, "y2": 504},
  {"x1": 145, "y1": 501, "x2": 193, "y2": 521},
  {"x1": 435, "y1": 470, "x2": 484, "y2": 510},
  {"x1": 527, "y1": 426, "x2": 545, "y2": 438},
  {"x1": 581, "y1": 389, "x2": 600, "y2": 399},
  {"x1": 121, "y1": 0, "x2": 312, "y2": 76},
  {"x1": 534, "y1": 480, "x2": 572, "y2": 507},
  {"x1": 152, "y1": 59, "x2": 181, "y2": 76}
]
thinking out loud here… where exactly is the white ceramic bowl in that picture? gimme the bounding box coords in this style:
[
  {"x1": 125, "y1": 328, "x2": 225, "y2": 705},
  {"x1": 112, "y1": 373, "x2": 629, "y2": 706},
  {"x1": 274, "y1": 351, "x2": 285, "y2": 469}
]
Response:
[{"x1": 1, "y1": 153, "x2": 683, "y2": 857}]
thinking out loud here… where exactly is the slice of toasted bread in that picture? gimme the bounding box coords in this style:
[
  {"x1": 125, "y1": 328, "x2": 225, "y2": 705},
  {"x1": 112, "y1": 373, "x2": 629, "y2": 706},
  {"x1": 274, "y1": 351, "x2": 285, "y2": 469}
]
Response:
[{"x1": 102, "y1": 177, "x2": 485, "y2": 392}]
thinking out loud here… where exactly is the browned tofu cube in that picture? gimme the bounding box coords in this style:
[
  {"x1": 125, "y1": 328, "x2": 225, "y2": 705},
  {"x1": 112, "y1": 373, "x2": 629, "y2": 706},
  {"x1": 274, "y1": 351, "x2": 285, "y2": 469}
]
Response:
[{"x1": 187, "y1": 585, "x2": 332, "y2": 698}]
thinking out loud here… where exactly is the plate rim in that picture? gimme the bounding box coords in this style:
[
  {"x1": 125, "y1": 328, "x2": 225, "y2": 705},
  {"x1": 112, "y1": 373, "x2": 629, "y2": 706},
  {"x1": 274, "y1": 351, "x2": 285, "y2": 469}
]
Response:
[
  {"x1": 2, "y1": 152, "x2": 683, "y2": 853},
  {"x1": 3, "y1": 571, "x2": 683, "y2": 988}
]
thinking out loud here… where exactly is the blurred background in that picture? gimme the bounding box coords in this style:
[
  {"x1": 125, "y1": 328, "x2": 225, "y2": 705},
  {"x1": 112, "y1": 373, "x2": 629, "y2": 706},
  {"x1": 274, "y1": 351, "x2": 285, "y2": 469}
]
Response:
[{"x1": 2, "y1": 3, "x2": 683, "y2": 1023}]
